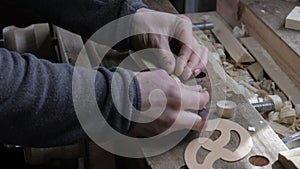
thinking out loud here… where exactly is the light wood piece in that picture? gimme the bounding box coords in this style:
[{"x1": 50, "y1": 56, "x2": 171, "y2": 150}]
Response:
[
  {"x1": 278, "y1": 147, "x2": 300, "y2": 169},
  {"x1": 280, "y1": 101, "x2": 296, "y2": 124},
  {"x1": 216, "y1": 100, "x2": 237, "y2": 118},
  {"x1": 268, "y1": 112, "x2": 281, "y2": 123},
  {"x1": 286, "y1": 6, "x2": 300, "y2": 31},
  {"x1": 266, "y1": 95, "x2": 283, "y2": 112},
  {"x1": 209, "y1": 15, "x2": 255, "y2": 63}
]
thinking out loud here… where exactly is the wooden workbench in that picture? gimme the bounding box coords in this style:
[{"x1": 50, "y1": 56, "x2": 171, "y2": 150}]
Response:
[{"x1": 143, "y1": 0, "x2": 289, "y2": 169}]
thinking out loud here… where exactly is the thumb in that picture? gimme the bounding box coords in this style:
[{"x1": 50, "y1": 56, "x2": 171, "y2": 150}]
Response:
[{"x1": 157, "y1": 37, "x2": 175, "y2": 74}]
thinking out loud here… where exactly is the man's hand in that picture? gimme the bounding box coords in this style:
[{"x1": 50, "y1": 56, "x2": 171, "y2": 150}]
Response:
[
  {"x1": 131, "y1": 8, "x2": 209, "y2": 80},
  {"x1": 131, "y1": 70, "x2": 209, "y2": 137}
]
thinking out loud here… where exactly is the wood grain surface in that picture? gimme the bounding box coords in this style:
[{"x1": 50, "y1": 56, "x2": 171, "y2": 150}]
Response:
[{"x1": 217, "y1": 0, "x2": 300, "y2": 92}]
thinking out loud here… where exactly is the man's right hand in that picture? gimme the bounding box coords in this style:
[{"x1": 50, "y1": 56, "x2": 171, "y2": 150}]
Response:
[{"x1": 131, "y1": 70, "x2": 209, "y2": 137}]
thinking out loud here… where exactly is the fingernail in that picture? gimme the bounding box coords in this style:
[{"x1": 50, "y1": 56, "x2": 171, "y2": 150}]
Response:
[{"x1": 193, "y1": 69, "x2": 201, "y2": 76}]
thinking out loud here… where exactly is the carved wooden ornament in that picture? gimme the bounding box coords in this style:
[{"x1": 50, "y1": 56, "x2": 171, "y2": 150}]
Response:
[{"x1": 184, "y1": 119, "x2": 253, "y2": 169}]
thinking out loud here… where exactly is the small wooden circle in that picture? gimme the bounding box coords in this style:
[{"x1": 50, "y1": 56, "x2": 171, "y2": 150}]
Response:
[{"x1": 216, "y1": 100, "x2": 237, "y2": 118}]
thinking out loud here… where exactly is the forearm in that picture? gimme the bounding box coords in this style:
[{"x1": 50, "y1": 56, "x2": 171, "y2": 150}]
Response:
[{"x1": 0, "y1": 48, "x2": 141, "y2": 147}]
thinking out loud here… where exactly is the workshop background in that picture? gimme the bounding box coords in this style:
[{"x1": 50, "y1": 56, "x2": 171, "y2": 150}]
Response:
[{"x1": 171, "y1": 0, "x2": 216, "y2": 13}]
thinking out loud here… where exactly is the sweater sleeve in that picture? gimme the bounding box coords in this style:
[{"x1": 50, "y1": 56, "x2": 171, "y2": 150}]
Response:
[
  {"x1": 7, "y1": 0, "x2": 147, "y2": 38},
  {"x1": 0, "y1": 48, "x2": 141, "y2": 148}
]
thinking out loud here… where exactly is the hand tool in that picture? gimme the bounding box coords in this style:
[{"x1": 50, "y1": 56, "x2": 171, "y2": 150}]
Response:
[{"x1": 192, "y1": 22, "x2": 214, "y2": 30}]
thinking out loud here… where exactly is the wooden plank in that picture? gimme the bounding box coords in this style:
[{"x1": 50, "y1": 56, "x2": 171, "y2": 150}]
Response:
[
  {"x1": 286, "y1": 6, "x2": 300, "y2": 31},
  {"x1": 209, "y1": 14, "x2": 255, "y2": 63},
  {"x1": 247, "y1": 62, "x2": 264, "y2": 81},
  {"x1": 216, "y1": 0, "x2": 241, "y2": 27},
  {"x1": 240, "y1": 37, "x2": 300, "y2": 105},
  {"x1": 268, "y1": 121, "x2": 296, "y2": 138},
  {"x1": 217, "y1": 0, "x2": 300, "y2": 92}
]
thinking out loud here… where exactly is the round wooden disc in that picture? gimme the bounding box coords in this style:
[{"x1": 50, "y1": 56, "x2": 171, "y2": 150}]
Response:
[{"x1": 216, "y1": 100, "x2": 237, "y2": 118}]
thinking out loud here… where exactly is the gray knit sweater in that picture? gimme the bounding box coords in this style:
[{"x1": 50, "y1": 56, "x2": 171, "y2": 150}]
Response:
[{"x1": 0, "y1": 0, "x2": 146, "y2": 148}]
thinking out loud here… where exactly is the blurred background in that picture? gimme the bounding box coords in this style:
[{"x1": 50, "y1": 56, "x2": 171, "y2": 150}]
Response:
[{"x1": 170, "y1": 0, "x2": 216, "y2": 13}]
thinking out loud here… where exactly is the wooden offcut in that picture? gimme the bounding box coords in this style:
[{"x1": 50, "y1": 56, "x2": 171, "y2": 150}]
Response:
[
  {"x1": 286, "y1": 6, "x2": 300, "y2": 31},
  {"x1": 247, "y1": 62, "x2": 264, "y2": 81},
  {"x1": 279, "y1": 147, "x2": 300, "y2": 169},
  {"x1": 209, "y1": 15, "x2": 255, "y2": 63}
]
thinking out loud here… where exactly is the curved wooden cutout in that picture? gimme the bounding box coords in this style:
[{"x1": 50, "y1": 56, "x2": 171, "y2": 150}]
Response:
[{"x1": 184, "y1": 119, "x2": 253, "y2": 169}]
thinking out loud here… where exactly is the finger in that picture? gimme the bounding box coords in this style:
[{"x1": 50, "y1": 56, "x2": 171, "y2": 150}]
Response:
[
  {"x1": 182, "y1": 65, "x2": 193, "y2": 80},
  {"x1": 177, "y1": 14, "x2": 192, "y2": 22},
  {"x1": 175, "y1": 45, "x2": 192, "y2": 76},
  {"x1": 176, "y1": 111, "x2": 204, "y2": 131},
  {"x1": 157, "y1": 37, "x2": 175, "y2": 74},
  {"x1": 188, "y1": 44, "x2": 209, "y2": 77},
  {"x1": 175, "y1": 57, "x2": 186, "y2": 76},
  {"x1": 198, "y1": 109, "x2": 209, "y2": 123},
  {"x1": 180, "y1": 88, "x2": 209, "y2": 110},
  {"x1": 193, "y1": 69, "x2": 202, "y2": 77},
  {"x1": 193, "y1": 45, "x2": 209, "y2": 72},
  {"x1": 187, "y1": 52, "x2": 200, "y2": 70},
  {"x1": 180, "y1": 84, "x2": 202, "y2": 92},
  {"x1": 186, "y1": 53, "x2": 200, "y2": 79}
]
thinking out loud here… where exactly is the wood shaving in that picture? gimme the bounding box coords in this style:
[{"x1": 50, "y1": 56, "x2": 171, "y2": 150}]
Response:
[
  {"x1": 280, "y1": 101, "x2": 296, "y2": 125},
  {"x1": 295, "y1": 104, "x2": 300, "y2": 117},
  {"x1": 291, "y1": 119, "x2": 300, "y2": 131},
  {"x1": 266, "y1": 95, "x2": 283, "y2": 111},
  {"x1": 268, "y1": 111, "x2": 281, "y2": 123}
]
